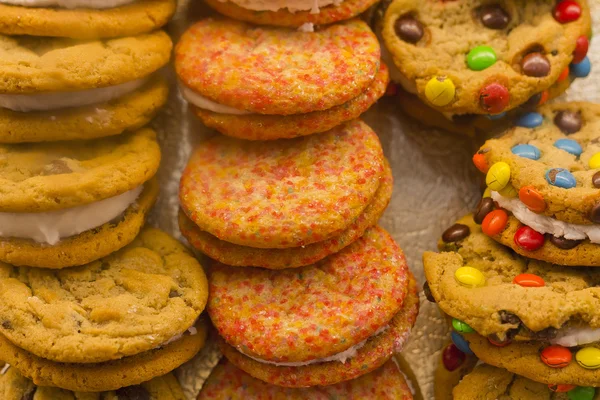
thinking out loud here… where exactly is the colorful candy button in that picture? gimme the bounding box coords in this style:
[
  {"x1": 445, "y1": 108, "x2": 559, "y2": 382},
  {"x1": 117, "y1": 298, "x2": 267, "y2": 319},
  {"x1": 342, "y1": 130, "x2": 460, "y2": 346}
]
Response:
[
  {"x1": 479, "y1": 82, "x2": 510, "y2": 113},
  {"x1": 451, "y1": 331, "x2": 473, "y2": 355},
  {"x1": 425, "y1": 76, "x2": 455, "y2": 106},
  {"x1": 514, "y1": 226, "x2": 545, "y2": 251},
  {"x1": 568, "y1": 386, "x2": 596, "y2": 400},
  {"x1": 550, "y1": 384, "x2": 577, "y2": 393},
  {"x1": 521, "y1": 52, "x2": 551, "y2": 77},
  {"x1": 394, "y1": 16, "x2": 424, "y2": 44},
  {"x1": 571, "y1": 56, "x2": 591, "y2": 78},
  {"x1": 576, "y1": 347, "x2": 600, "y2": 369},
  {"x1": 467, "y1": 46, "x2": 497, "y2": 71},
  {"x1": 558, "y1": 66, "x2": 570, "y2": 82},
  {"x1": 541, "y1": 345, "x2": 572, "y2": 368},
  {"x1": 589, "y1": 153, "x2": 600, "y2": 169},
  {"x1": 573, "y1": 35, "x2": 590, "y2": 64},
  {"x1": 482, "y1": 209, "x2": 508, "y2": 236},
  {"x1": 555, "y1": 139, "x2": 583, "y2": 156},
  {"x1": 442, "y1": 224, "x2": 470, "y2": 243},
  {"x1": 546, "y1": 168, "x2": 577, "y2": 189},
  {"x1": 423, "y1": 282, "x2": 436, "y2": 302},
  {"x1": 472, "y1": 153, "x2": 489, "y2": 173},
  {"x1": 515, "y1": 112, "x2": 543, "y2": 129},
  {"x1": 554, "y1": 110, "x2": 582, "y2": 134},
  {"x1": 483, "y1": 187, "x2": 492, "y2": 198},
  {"x1": 540, "y1": 90, "x2": 550, "y2": 105},
  {"x1": 498, "y1": 183, "x2": 517, "y2": 198},
  {"x1": 474, "y1": 197, "x2": 495, "y2": 224},
  {"x1": 511, "y1": 144, "x2": 541, "y2": 160},
  {"x1": 519, "y1": 186, "x2": 547, "y2": 213},
  {"x1": 488, "y1": 334, "x2": 511, "y2": 347},
  {"x1": 454, "y1": 266, "x2": 485, "y2": 288},
  {"x1": 452, "y1": 318, "x2": 475, "y2": 334},
  {"x1": 554, "y1": 0, "x2": 582, "y2": 23},
  {"x1": 442, "y1": 343, "x2": 466, "y2": 371},
  {"x1": 513, "y1": 273, "x2": 545, "y2": 287},
  {"x1": 479, "y1": 4, "x2": 510, "y2": 29},
  {"x1": 486, "y1": 162, "x2": 511, "y2": 191}
]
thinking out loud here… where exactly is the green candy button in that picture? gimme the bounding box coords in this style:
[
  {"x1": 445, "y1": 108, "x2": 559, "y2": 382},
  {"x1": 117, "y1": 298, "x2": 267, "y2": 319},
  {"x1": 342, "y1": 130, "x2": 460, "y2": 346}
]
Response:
[
  {"x1": 568, "y1": 386, "x2": 596, "y2": 400},
  {"x1": 467, "y1": 45, "x2": 497, "y2": 71},
  {"x1": 452, "y1": 318, "x2": 474, "y2": 333}
]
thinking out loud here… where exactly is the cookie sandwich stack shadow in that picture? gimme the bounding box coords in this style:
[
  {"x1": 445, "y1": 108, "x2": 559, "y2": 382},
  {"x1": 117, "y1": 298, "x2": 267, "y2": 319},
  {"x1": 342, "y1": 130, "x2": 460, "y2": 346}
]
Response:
[
  {"x1": 370, "y1": 0, "x2": 592, "y2": 136},
  {"x1": 423, "y1": 102, "x2": 600, "y2": 398}
]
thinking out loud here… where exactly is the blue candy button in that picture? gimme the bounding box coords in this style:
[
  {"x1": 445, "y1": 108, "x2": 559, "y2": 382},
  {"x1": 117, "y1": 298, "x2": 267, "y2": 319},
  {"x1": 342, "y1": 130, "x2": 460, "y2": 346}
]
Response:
[
  {"x1": 486, "y1": 112, "x2": 507, "y2": 121},
  {"x1": 512, "y1": 144, "x2": 541, "y2": 160},
  {"x1": 546, "y1": 168, "x2": 577, "y2": 189},
  {"x1": 554, "y1": 138, "x2": 583, "y2": 156},
  {"x1": 451, "y1": 331, "x2": 473, "y2": 355},
  {"x1": 515, "y1": 112, "x2": 543, "y2": 128},
  {"x1": 571, "y1": 56, "x2": 591, "y2": 78}
]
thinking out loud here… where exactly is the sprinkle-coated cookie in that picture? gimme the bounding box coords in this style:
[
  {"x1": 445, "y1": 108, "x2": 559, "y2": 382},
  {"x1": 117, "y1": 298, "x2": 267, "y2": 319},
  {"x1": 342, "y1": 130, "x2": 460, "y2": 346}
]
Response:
[
  {"x1": 0, "y1": 366, "x2": 186, "y2": 400},
  {"x1": 382, "y1": 0, "x2": 591, "y2": 115},
  {"x1": 175, "y1": 18, "x2": 380, "y2": 115},
  {"x1": 0, "y1": 76, "x2": 168, "y2": 143},
  {"x1": 198, "y1": 358, "x2": 413, "y2": 399},
  {"x1": 0, "y1": 0, "x2": 175, "y2": 39},
  {"x1": 180, "y1": 119, "x2": 384, "y2": 249},
  {"x1": 192, "y1": 63, "x2": 389, "y2": 140},
  {"x1": 0, "y1": 228, "x2": 208, "y2": 364},
  {"x1": 179, "y1": 160, "x2": 392, "y2": 269},
  {"x1": 0, "y1": 31, "x2": 171, "y2": 94},
  {"x1": 0, "y1": 319, "x2": 207, "y2": 392},
  {"x1": 203, "y1": 0, "x2": 379, "y2": 28},
  {"x1": 476, "y1": 102, "x2": 600, "y2": 226},
  {"x1": 218, "y1": 273, "x2": 419, "y2": 387}
]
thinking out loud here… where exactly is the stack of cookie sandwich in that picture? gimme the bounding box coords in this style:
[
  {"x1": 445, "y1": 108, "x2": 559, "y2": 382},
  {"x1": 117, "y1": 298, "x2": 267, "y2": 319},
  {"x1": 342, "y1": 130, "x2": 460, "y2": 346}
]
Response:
[
  {"x1": 371, "y1": 0, "x2": 592, "y2": 136},
  {"x1": 423, "y1": 102, "x2": 600, "y2": 398}
]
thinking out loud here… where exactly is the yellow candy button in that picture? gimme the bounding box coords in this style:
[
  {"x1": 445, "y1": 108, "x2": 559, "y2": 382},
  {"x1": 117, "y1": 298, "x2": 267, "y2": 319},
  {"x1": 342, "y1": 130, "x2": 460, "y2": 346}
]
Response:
[
  {"x1": 454, "y1": 266, "x2": 486, "y2": 288},
  {"x1": 425, "y1": 76, "x2": 456, "y2": 106},
  {"x1": 576, "y1": 347, "x2": 600, "y2": 369},
  {"x1": 498, "y1": 183, "x2": 518, "y2": 198},
  {"x1": 486, "y1": 162, "x2": 511, "y2": 192},
  {"x1": 483, "y1": 187, "x2": 492, "y2": 198},
  {"x1": 589, "y1": 152, "x2": 600, "y2": 169}
]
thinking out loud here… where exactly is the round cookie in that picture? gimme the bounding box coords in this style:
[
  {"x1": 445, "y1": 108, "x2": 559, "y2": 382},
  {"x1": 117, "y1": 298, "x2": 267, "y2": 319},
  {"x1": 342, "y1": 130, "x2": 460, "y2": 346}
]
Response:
[
  {"x1": 180, "y1": 119, "x2": 384, "y2": 249},
  {"x1": 192, "y1": 63, "x2": 389, "y2": 140},
  {"x1": 0, "y1": 0, "x2": 175, "y2": 39},
  {"x1": 218, "y1": 273, "x2": 419, "y2": 387},
  {"x1": 0, "y1": 76, "x2": 168, "y2": 143},
  {"x1": 198, "y1": 358, "x2": 413, "y2": 399},
  {"x1": 0, "y1": 366, "x2": 186, "y2": 399},
  {"x1": 0, "y1": 319, "x2": 208, "y2": 392},
  {"x1": 0, "y1": 228, "x2": 209, "y2": 364},
  {"x1": 179, "y1": 159, "x2": 392, "y2": 269},
  {"x1": 175, "y1": 18, "x2": 380, "y2": 115},
  {"x1": 0, "y1": 31, "x2": 172, "y2": 94},
  {"x1": 382, "y1": 0, "x2": 591, "y2": 115}
]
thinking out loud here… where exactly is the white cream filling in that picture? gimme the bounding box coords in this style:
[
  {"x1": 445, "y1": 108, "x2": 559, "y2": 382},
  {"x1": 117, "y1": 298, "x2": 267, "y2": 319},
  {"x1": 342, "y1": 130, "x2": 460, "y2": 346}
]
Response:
[
  {"x1": 219, "y1": 0, "x2": 342, "y2": 13},
  {"x1": 492, "y1": 191, "x2": 600, "y2": 244},
  {"x1": 178, "y1": 83, "x2": 252, "y2": 115},
  {"x1": 551, "y1": 326, "x2": 600, "y2": 347},
  {"x1": 297, "y1": 22, "x2": 315, "y2": 32},
  {"x1": 239, "y1": 326, "x2": 388, "y2": 367},
  {"x1": 0, "y1": 0, "x2": 134, "y2": 9},
  {"x1": 0, "y1": 78, "x2": 147, "y2": 112},
  {"x1": 159, "y1": 325, "x2": 199, "y2": 348},
  {"x1": 0, "y1": 186, "x2": 142, "y2": 245}
]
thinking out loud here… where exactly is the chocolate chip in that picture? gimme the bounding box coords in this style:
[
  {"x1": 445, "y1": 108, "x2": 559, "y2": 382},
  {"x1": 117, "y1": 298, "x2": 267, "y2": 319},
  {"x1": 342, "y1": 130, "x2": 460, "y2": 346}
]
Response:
[
  {"x1": 593, "y1": 172, "x2": 600, "y2": 188},
  {"x1": 41, "y1": 159, "x2": 73, "y2": 176},
  {"x1": 423, "y1": 282, "x2": 436, "y2": 303},
  {"x1": 479, "y1": 4, "x2": 510, "y2": 29},
  {"x1": 21, "y1": 388, "x2": 36, "y2": 400},
  {"x1": 474, "y1": 198, "x2": 495, "y2": 225},
  {"x1": 548, "y1": 235, "x2": 583, "y2": 249},
  {"x1": 590, "y1": 203, "x2": 600, "y2": 223},
  {"x1": 394, "y1": 15, "x2": 424, "y2": 44},
  {"x1": 520, "y1": 93, "x2": 542, "y2": 111},
  {"x1": 551, "y1": 50, "x2": 559, "y2": 56},
  {"x1": 554, "y1": 110, "x2": 582, "y2": 134},
  {"x1": 521, "y1": 52, "x2": 551, "y2": 77},
  {"x1": 1, "y1": 320, "x2": 11, "y2": 330},
  {"x1": 442, "y1": 224, "x2": 471, "y2": 243},
  {"x1": 499, "y1": 310, "x2": 521, "y2": 325},
  {"x1": 116, "y1": 385, "x2": 150, "y2": 400},
  {"x1": 169, "y1": 290, "x2": 181, "y2": 298},
  {"x1": 531, "y1": 327, "x2": 558, "y2": 340}
]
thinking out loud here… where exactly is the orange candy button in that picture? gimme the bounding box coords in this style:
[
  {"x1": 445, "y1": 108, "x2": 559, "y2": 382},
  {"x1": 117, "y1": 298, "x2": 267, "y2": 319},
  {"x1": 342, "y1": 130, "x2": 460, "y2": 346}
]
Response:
[
  {"x1": 541, "y1": 345, "x2": 573, "y2": 368},
  {"x1": 549, "y1": 384, "x2": 577, "y2": 393},
  {"x1": 519, "y1": 186, "x2": 547, "y2": 213},
  {"x1": 481, "y1": 209, "x2": 508, "y2": 236},
  {"x1": 472, "y1": 153, "x2": 489, "y2": 173},
  {"x1": 539, "y1": 90, "x2": 550, "y2": 105},
  {"x1": 557, "y1": 66, "x2": 570, "y2": 82},
  {"x1": 513, "y1": 273, "x2": 545, "y2": 287}
]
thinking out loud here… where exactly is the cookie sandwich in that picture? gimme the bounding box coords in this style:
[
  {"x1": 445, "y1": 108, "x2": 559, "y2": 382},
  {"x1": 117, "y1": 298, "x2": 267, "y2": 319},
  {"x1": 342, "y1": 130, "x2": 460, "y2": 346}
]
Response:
[
  {"x1": 179, "y1": 119, "x2": 390, "y2": 269},
  {"x1": 434, "y1": 341, "x2": 478, "y2": 400},
  {"x1": 0, "y1": 128, "x2": 160, "y2": 268},
  {"x1": 0, "y1": 228, "x2": 209, "y2": 392},
  {"x1": 0, "y1": 32, "x2": 171, "y2": 143},
  {"x1": 175, "y1": 18, "x2": 387, "y2": 140},
  {"x1": 473, "y1": 102, "x2": 600, "y2": 266},
  {"x1": 378, "y1": 0, "x2": 591, "y2": 135}
]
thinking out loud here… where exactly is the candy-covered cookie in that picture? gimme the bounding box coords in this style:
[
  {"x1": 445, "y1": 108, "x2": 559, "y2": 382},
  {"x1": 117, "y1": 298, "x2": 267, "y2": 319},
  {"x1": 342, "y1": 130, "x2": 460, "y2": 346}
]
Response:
[
  {"x1": 381, "y1": 0, "x2": 591, "y2": 117},
  {"x1": 175, "y1": 18, "x2": 384, "y2": 140}
]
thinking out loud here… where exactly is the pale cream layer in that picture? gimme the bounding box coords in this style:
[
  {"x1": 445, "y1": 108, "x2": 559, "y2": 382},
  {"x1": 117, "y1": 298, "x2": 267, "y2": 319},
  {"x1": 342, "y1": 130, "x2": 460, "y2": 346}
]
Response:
[{"x1": 218, "y1": 0, "x2": 342, "y2": 13}]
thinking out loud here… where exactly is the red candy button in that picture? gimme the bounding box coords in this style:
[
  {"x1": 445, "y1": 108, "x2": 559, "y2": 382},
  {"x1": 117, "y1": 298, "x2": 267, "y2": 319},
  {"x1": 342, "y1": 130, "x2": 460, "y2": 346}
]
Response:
[
  {"x1": 539, "y1": 90, "x2": 550, "y2": 105},
  {"x1": 572, "y1": 35, "x2": 590, "y2": 64},
  {"x1": 554, "y1": 0, "x2": 582, "y2": 23},
  {"x1": 442, "y1": 343, "x2": 466, "y2": 371},
  {"x1": 479, "y1": 83, "x2": 510, "y2": 113},
  {"x1": 481, "y1": 209, "x2": 508, "y2": 236},
  {"x1": 513, "y1": 273, "x2": 545, "y2": 287},
  {"x1": 514, "y1": 226, "x2": 545, "y2": 251},
  {"x1": 557, "y1": 67, "x2": 570, "y2": 82},
  {"x1": 518, "y1": 186, "x2": 547, "y2": 213},
  {"x1": 472, "y1": 153, "x2": 489, "y2": 173},
  {"x1": 549, "y1": 384, "x2": 577, "y2": 393},
  {"x1": 541, "y1": 345, "x2": 573, "y2": 368},
  {"x1": 488, "y1": 336, "x2": 511, "y2": 347}
]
